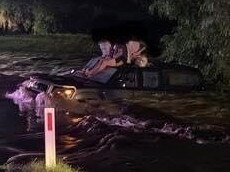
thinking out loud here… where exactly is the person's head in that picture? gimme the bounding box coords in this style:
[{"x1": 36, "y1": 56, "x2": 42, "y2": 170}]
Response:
[
  {"x1": 98, "y1": 39, "x2": 112, "y2": 56},
  {"x1": 126, "y1": 40, "x2": 147, "y2": 55}
]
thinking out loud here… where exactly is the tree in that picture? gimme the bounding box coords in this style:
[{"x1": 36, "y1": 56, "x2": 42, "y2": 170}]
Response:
[
  {"x1": 149, "y1": 0, "x2": 230, "y2": 89},
  {"x1": 32, "y1": 1, "x2": 59, "y2": 35},
  {"x1": 0, "y1": 0, "x2": 34, "y2": 33}
]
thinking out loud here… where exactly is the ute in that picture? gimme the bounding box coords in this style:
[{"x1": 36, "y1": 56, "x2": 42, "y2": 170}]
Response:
[{"x1": 7, "y1": 62, "x2": 204, "y2": 115}]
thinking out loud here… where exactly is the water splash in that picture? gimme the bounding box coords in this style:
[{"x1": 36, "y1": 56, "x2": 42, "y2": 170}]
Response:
[
  {"x1": 4, "y1": 77, "x2": 230, "y2": 145},
  {"x1": 5, "y1": 86, "x2": 35, "y2": 113},
  {"x1": 95, "y1": 115, "x2": 230, "y2": 144}
]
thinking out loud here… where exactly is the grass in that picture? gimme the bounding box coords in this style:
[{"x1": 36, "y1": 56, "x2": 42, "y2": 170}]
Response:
[
  {"x1": 4, "y1": 160, "x2": 82, "y2": 172},
  {"x1": 0, "y1": 34, "x2": 98, "y2": 56}
]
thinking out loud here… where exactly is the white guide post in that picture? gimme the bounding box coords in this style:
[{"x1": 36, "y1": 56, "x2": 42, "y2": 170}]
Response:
[{"x1": 44, "y1": 108, "x2": 56, "y2": 167}]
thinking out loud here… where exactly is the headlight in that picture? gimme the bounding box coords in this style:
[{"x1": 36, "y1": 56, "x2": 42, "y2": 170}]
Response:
[
  {"x1": 52, "y1": 86, "x2": 76, "y2": 99},
  {"x1": 64, "y1": 89, "x2": 74, "y2": 96}
]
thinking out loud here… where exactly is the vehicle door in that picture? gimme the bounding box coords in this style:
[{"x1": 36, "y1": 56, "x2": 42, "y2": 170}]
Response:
[
  {"x1": 161, "y1": 69, "x2": 202, "y2": 91},
  {"x1": 102, "y1": 67, "x2": 139, "y2": 101},
  {"x1": 134, "y1": 68, "x2": 161, "y2": 100}
]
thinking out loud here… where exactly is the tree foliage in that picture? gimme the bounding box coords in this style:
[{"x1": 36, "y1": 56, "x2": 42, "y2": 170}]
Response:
[
  {"x1": 32, "y1": 2, "x2": 58, "y2": 35},
  {"x1": 0, "y1": 0, "x2": 145, "y2": 35},
  {"x1": 149, "y1": 0, "x2": 230, "y2": 89},
  {"x1": 0, "y1": 0, "x2": 62, "y2": 34},
  {"x1": 0, "y1": 0, "x2": 34, "y2": 33}
]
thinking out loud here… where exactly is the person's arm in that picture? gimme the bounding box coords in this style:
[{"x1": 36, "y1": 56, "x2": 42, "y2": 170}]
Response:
[
  {"x1": 86, "y1": 58, "x2": 117, "y2": 76},
  {"x1": 83, "y1": 57, "x2": 101, "y2": 70},
  {"x1": 131, "y1": 47, "x2": 146, "y2": 56},
  {"x1": 115, "y1": 60, "x2": 124, "y2": 67}
]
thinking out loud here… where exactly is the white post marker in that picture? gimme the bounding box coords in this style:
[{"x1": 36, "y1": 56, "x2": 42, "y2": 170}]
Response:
[{"x1": 44, "y1": 108, "x2": 56, "y2": 167}]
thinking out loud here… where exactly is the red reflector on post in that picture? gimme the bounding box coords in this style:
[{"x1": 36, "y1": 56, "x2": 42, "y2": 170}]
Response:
[{"x1": 47, "y1": 113, "x2": 53, "y2": 131}]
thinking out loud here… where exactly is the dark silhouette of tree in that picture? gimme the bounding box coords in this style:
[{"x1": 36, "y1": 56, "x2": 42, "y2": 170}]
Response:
[{"x1": 149, "y1": 0, "x2": 230, "y2": 89}]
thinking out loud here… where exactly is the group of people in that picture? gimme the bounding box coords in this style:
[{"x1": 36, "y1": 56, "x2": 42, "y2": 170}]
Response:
[{"x1": 77, "y1": 39, "x2": 149, "y2": 77}]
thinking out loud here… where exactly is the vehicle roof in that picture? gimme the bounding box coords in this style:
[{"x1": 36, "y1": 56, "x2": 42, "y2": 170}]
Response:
[{"x1": 117, "y1": 61, "x2": 200, "y2": 73}]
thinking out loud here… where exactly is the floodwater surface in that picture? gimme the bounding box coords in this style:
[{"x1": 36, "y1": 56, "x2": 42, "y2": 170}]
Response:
[{"x1": 0, "y1": 54, "x2": 230, "y2": 172}]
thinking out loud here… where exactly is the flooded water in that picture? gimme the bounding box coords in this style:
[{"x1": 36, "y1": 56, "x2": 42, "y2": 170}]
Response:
[
  {"x1": 1, "y1": 54, "x2": 230, "y2": 171},
  {"x1": 0, "y1": 53, "x2": 89, "y2": 76}
]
